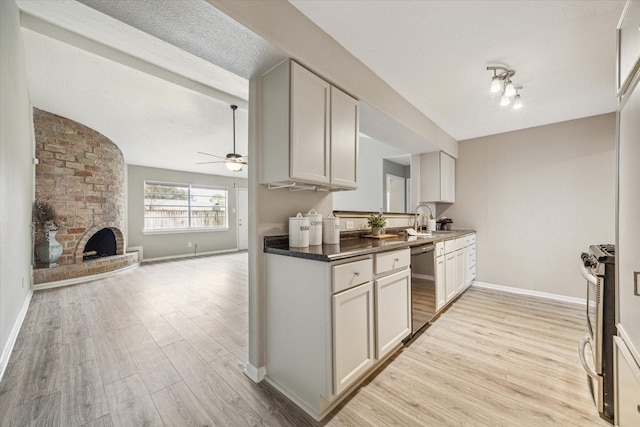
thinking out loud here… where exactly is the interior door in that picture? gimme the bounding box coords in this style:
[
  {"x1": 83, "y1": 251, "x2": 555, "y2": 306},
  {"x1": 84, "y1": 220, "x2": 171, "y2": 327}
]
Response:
[
  {"x1": 385, "y1": 173, "x2": 406, "y2": 213},
  {"x1": 237, "y1": 188, "x2": 248, "y2": 250}
]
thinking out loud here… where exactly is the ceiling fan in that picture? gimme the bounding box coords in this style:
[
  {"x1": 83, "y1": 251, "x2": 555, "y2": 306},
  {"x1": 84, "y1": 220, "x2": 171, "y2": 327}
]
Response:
[{"x1": 197, "y1": 104, "x2": 247, "y2": 172}]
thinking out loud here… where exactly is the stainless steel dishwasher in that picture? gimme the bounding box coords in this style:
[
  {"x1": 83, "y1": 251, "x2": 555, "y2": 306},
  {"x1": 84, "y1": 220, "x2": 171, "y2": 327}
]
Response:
[{"x1": 409, "y1": 243, "x2": 436, "y2": 337}]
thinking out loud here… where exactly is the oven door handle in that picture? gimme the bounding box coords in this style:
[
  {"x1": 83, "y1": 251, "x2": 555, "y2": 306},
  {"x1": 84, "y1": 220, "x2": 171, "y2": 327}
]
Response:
[
  {"x1": 578, "y1": 335, "x2": 599, "y2": 380},
  {"x1": 579, "y1": 264, "x2": 598, "y2": 285}
]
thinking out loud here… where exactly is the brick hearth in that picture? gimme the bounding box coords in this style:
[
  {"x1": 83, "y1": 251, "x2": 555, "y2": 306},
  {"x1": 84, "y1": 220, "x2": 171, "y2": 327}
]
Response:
[{"x1": 33, "y1": 108, "x2": 135, "y2": 286}]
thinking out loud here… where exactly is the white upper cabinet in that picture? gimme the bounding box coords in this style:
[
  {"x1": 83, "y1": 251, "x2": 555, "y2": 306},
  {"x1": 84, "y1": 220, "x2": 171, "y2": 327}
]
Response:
[
  {"x1": 330, "y1": 87, "x2": 359, "y2": 189},
  {"x1": 260, "y1": 60, "x2": 359, "y2": 190},
  {"x1": 617, "y1": 0, "x2": 640, "y2": 97},
  {"x1": 290, "y1": 63, "x2": 331, "y2": 184},
  {"x1": 419, "y1": 151, "x2": 455, "y2": 203}
]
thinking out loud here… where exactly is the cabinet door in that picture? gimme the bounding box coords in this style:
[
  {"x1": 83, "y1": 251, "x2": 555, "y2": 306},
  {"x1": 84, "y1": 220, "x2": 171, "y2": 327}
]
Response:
[
  {"x1": 330, "y1": 87, "x2": 359, "y2": 189},
  {"x1": 375, "y1": 269, "x2": 411, "y2": 359},
  {"x1": 445, "y1": 252, "x2": 456, "y2": 302},
  {"x1": 290, "y1": 62, "x2": 331, "y2": 184},
  {"x1": 455, "y1": 249, "x2": 466, "y2": 293},
  {"x1": 333, "y1": 281, "x2": 375, "y2": 395},
  {"x1": 618, "y1": 73, "x2": 640, "y2": 352},
  {"x1": 435, "y1": 255, "x2": 446, "y2": 311},
  {"x1": 440, "y1": 152, "x2": 455, "y2": 203},
  {"x1": 614, "y1": 336, "x2": 640, "y2": 426},
  {"x1": 618, "y1": 1, "x2": 640, "y2": 95}
]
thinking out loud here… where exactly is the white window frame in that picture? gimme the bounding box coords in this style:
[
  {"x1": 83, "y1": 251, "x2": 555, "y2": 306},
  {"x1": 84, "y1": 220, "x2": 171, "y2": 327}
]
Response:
[{"x1": 143, "y1": 181, "x2": 229, "y2": 233}]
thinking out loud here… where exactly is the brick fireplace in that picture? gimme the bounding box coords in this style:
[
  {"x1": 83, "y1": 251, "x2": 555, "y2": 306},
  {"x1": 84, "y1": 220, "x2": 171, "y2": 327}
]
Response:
[{"x1": 33, "y1": 108, "x2": 138, "y2": 287}]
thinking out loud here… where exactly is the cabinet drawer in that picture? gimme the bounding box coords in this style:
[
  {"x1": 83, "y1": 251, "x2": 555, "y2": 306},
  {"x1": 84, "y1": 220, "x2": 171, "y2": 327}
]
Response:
[
  {"x1": 468, "y1": 265, "x2": 476, "y2": 281},
  {"x1": 435, "y1": 242, "x2": 444, "y2": 257},
  {"x1": 333, "y1": 258, "x2": 373, "y2": 293},
  {"x1": 375, "y1": 249, "x2": 410, "y2": 275},
  {"x1": 455, "y1": 237, "x2": 465, "y2": 250},
  {"x1": 467, "y1": 245, "x2": 476, "y2": 267},
  {"x1": 444, "y1": 239, "x2": 456, "y2": 254},
  {"x1": 464, "y1": 233, "x2": 476, "y2": 247}
]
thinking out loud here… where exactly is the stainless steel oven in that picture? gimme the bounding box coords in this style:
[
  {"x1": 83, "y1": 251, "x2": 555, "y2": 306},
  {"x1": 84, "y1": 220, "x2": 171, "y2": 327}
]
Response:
[{"x1": 579, "y1": 244, "x2": 615, "y2": 424}]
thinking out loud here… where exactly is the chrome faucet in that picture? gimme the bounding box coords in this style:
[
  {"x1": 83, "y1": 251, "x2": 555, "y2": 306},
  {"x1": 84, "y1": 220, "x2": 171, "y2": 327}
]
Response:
[{"x1": 414, "y1": 203, "x2": 433, "y2": 231}]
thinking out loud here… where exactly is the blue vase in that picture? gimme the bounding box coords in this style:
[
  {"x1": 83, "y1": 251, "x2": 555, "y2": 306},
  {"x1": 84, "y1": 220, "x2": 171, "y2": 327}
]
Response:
[{"x1": 36, "y1": 230, "x2": 63, "y2": 267}]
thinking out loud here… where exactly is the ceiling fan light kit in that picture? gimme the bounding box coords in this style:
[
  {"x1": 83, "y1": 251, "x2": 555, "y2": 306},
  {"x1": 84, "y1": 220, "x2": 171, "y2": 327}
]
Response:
[
  {"x1": 196, "y1": 104, "x2": 248, "y2": 172},
  {"x1": 487, "y1": 65, "x2": 523, "y2": 109}
]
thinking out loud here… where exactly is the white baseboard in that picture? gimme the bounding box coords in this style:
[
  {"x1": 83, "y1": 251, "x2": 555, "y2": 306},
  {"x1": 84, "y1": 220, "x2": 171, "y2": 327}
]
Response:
[
  {"x1": 32, "y1": 263, "x2": 140, "y2": 291},
  {"x1": 243, "y1": 362, "x2": 266, "y2": 383},
  {"x1": 141, "y1": 248, "x2": 239, "y2": 263},
  {"x1": 0, "y1": 289, "x2": 33, "y2": 382},
  {"x1": 472, "y1": 281, "x2": 586, "y2": 305}
]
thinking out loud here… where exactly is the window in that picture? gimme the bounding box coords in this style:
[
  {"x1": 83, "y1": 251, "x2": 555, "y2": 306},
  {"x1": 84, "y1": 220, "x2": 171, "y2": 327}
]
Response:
[{"x1": 144, "y1": 181, "x2": 228, "y2": 231}]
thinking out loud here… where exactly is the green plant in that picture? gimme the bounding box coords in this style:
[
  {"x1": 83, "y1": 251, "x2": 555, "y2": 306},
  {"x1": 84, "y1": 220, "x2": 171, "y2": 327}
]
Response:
[
  {"x1": 32, "y1": 200, "x2": 68, "y2": 236},
  {"x1": 367, "y1": 213, "x2": 387, "y2": 228}
]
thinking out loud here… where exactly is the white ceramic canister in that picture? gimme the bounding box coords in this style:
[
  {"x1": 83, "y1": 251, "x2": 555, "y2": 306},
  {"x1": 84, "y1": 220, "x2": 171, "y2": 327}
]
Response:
[
  {"x1": 323, "y1": 213, "x2": 340, "y2": 245},
  {"x1": 304, "y1": 209, "x2": 323, "y2": 245},
  {"x1": 426, "y1": 219, "x2": 436, "y2": 231},
  {"x1": 289, "y1": 213, "x2": 309, "y2": 248}
]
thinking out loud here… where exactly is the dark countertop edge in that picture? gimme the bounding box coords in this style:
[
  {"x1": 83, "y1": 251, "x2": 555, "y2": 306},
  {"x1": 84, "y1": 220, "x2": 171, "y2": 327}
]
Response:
[{"x1": 264, "y1": 229, "x2": 476, "y2": 262}]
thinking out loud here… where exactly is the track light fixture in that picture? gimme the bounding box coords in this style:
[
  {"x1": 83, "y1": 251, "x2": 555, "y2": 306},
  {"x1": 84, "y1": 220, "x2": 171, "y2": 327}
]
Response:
[{"x1": 487, "y1": 66, "x2": 523, "y2": 109}]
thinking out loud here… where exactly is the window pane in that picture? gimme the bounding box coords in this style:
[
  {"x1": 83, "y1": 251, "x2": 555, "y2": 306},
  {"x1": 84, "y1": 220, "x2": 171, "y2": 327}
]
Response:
[
  {"x1": 191, "y1": 185, "x2": 227, "y2": 228},
  {"x1": 144, "y1": 182, "x2": 228, "y2": 230}
]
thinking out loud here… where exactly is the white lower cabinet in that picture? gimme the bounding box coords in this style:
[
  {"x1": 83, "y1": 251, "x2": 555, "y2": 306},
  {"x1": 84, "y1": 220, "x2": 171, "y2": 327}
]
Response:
[
  {"x1": 375, "y1": 268, "x2": 411, "y2": 359},
  {"x1": 435, "y1": 255, "x2": 446, "y2": 311},
  {"x1": 614, "y1": 336, "x2": 640, "y2": 426},
  {"x1": 466, "y1": 244, "x2": 476, "y2": 285},
  {"x1": 333, "y1": 282, "x2": 375, "y2": 395},
  {"x1": 265, "y1": 249, "x2": 410, "y2": 421},
  {"x1": 444, "y1": 252, "x2": 456, "y2": 301},
  {"x1": 435, "y1": 232, "x2": 476, "y2": 314},
  {"x1": 455, "y1": 248, "x2": 466, "y2": 293}
]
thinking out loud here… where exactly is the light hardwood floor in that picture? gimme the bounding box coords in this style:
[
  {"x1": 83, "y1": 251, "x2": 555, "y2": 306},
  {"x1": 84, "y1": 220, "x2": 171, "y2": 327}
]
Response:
[{"x1": 0, "y1": 252, "x2": 608, "y2": 426}]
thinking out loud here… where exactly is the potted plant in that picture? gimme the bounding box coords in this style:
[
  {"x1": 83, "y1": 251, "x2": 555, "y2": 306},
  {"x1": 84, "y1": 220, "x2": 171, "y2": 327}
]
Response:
[
  {"x1": 367, "y1": 213, "x2": 387, "y2": 236},
  {"x1": 32, "y1": 200, "x2": 68, "y2": 267}
]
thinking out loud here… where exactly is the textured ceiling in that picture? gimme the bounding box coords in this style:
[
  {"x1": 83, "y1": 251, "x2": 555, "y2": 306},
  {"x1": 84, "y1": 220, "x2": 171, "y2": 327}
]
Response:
[
  {"x1": 17, "y1": 0, "x2": 627, "y2": 178},
  {"x1": 290, "y1": 0, "x2": 625, "y2": 140},
  {"x1": 18, "y1": 0, "x2": 286, "y2": 178},
  {"x1": 78, "y1": 0, "x2": 284, "y2": 79}
]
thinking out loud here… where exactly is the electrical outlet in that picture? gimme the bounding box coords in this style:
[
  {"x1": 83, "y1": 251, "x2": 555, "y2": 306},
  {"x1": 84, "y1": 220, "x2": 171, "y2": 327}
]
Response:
[
  {"x1": 188, "y1": 242, "x2": 192, "y2": 247},
  {"x1": 346, "y1": 221, "x2": 354, "y2": 230}
]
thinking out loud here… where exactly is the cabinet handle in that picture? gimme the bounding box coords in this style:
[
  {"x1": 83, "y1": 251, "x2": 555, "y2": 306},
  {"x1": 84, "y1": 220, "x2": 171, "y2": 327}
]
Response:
[{"x1": 354, "y1": 272, "x2": 360, "y2": 277}]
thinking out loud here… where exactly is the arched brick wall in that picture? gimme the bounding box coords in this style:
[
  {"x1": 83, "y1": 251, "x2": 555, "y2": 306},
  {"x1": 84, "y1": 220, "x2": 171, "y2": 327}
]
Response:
[
  {"x1": 33, "y1": 109, "x2": 136, "y2": 286},
  {"x1": 34, "y1": 108, "x2": 126, "y2": 264}
]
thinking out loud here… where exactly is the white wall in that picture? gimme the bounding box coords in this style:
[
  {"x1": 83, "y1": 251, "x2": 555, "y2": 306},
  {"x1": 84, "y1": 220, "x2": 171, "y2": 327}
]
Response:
[
  {"x1": 333, "y1": 137, "x2": 408, "y2": 212},
  {"x1": 442, "y1": 113, "x2": 616, "y2": 299},
  {"x1": 0, "y1": 0, "x2": 35, "y2": 379},
  {"x1": 127, "y1": 165, "x2": 248, "y2": 261}
]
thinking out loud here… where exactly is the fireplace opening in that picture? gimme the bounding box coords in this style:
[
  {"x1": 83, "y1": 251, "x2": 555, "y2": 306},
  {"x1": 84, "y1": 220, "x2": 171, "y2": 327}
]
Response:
[{"x1": 83, "y1": 228, "x2": 117, "y2": 261}]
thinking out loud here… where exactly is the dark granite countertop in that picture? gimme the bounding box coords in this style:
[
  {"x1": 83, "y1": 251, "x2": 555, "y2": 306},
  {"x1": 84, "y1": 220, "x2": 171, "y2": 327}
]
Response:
[{"x1": 264, "y1": 229, "x2": 475, "y2": 262}]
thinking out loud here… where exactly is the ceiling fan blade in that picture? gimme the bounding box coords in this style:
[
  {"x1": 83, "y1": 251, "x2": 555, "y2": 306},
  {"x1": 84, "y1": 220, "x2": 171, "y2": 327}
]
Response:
[{"x1": 197, "y1": 151, "x2": 226, "y2": 160}]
